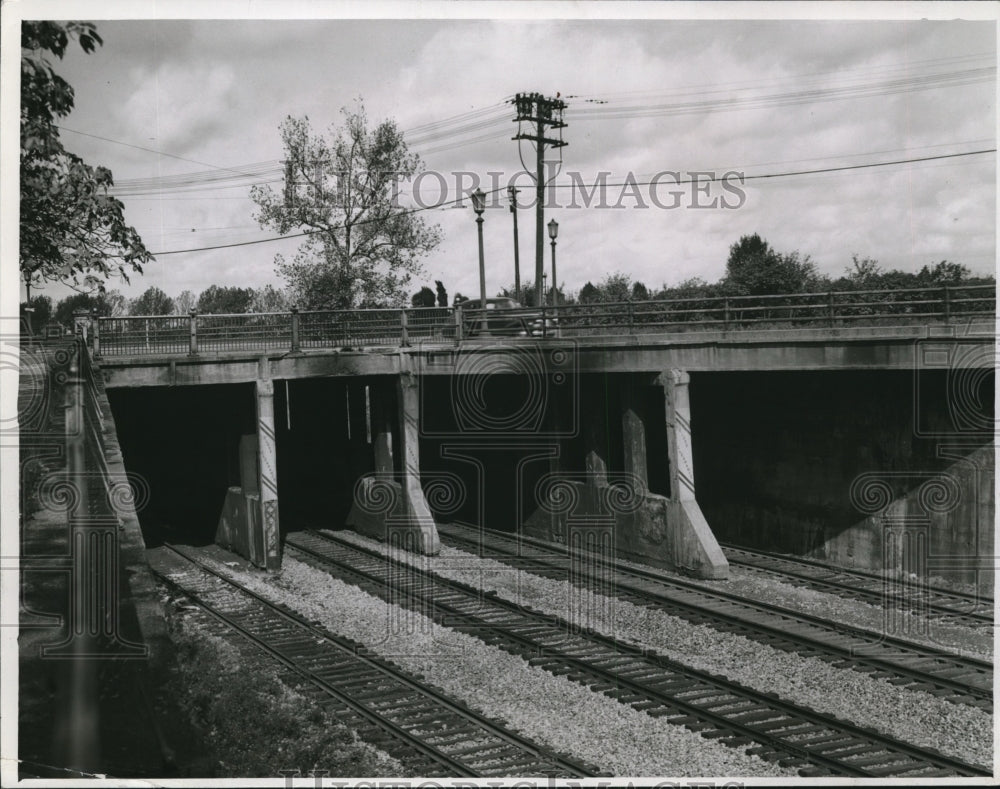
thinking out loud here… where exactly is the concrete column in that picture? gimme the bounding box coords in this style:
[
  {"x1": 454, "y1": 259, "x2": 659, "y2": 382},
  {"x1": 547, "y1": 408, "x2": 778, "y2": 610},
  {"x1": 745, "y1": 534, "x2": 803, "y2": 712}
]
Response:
[
  {"x1": 657, "y1": 369, "x2": 729, "y2": 579},
  {"x1": 621, "y1": 378, "x2": 648, "y2": 491},
  {"x1": 662, "y1": 370, "x2": 696, "y2": 501},
  {"x1": 347, "y1": 381, "x2": 372, "y2": 480},
  {"x1": 348, "y1": 382, "x2": 369, "y2": 444},
  {"x1": 396, "y1": 371, "x2": 440, "y2": 554},
  {"x1": 371, "y1": 382, "x2": 394, "y2": 474},
  {"x1": 256, "y1": 378, "x2": 281, "y2": 571}
]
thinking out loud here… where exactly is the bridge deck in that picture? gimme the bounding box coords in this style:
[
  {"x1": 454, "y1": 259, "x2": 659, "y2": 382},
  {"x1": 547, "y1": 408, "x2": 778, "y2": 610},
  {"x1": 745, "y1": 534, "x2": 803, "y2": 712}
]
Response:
[{"x1": 96, "y1": 322, "x2": 995, "y2": 388}]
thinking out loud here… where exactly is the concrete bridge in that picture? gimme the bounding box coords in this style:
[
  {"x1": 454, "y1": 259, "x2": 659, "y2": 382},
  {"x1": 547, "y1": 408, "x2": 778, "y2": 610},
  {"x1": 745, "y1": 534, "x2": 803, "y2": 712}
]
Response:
[{"x1": 90, "y1": 287, "x2": 996, "y2": 592}]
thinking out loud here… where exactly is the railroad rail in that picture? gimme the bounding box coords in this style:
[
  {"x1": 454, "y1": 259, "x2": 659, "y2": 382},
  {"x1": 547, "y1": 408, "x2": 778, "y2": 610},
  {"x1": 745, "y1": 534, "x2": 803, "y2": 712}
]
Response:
[
  {"x1": 147, "y1": 544, "x2": 597, "y2": 779},
  {"x1": 285, "y1": 530, "x2": 989, "y2": 778},
  {"x1": 437, "y1": 523, "x2": 992, "y2": 710},
  {"x1": 719, "y1": 542, "x2": 994, "y2": 628},
  {"x1": 90, "y1": 283, "x2": 994, "y2": 357}
]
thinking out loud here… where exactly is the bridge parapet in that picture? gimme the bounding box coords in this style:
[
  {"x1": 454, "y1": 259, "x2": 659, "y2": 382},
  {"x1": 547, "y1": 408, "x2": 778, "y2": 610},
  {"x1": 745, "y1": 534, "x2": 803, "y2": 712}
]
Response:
[{"x1": 94, "y1": 285, "x2": 995, "y2": 359}]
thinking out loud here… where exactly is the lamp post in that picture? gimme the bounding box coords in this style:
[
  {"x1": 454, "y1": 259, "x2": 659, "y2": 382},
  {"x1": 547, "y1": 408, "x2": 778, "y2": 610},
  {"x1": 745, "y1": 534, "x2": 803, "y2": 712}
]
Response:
[
  {"x1": 547, "y1": 218, "x2": 559, "y2": 306},
  {"x1": 508, "y1": 186, "x2": 521, "y2": 303},
  {"x1": 471, "y1": 188, "x2": 489, "y2": 335}
]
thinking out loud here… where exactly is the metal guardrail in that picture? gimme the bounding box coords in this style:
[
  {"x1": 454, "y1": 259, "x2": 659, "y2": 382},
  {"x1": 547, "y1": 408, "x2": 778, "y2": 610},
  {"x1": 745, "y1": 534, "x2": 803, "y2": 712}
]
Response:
[{"x1": 93, "y1": 284, "x2": 996, "y2": 357}]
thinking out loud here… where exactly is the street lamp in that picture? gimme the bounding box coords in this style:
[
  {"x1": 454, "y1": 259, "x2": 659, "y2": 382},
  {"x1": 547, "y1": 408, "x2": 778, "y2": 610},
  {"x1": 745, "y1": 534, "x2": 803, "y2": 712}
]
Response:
[
  {"x1": 471, "y1": 188, "x2": 489, "y2": 335},
  {"x1": 547, "y1": 218, "x2": 559, "y2": 306}
]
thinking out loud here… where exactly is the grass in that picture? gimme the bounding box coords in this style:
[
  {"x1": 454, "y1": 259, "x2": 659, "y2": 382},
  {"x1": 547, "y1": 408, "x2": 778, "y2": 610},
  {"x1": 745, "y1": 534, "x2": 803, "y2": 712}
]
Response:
[{"x1": 165, "y1": 604, "x2": 411, "y2": 778}]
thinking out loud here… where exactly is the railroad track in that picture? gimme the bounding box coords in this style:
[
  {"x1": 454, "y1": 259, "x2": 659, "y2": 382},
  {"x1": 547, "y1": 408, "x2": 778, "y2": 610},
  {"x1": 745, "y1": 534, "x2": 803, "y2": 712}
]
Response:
[
  {"x1": 147, "y1": 544, "x2": 597, "y2": 779},
  {"x1": 719, "y1": 542, "x2": 994, "y2": 628},
  {"x1": 437, "y1": 522, "x2": 992, "y2": 710},
  {"x1": 286, "y1": 530, "x2": 990, "y2": 778}
]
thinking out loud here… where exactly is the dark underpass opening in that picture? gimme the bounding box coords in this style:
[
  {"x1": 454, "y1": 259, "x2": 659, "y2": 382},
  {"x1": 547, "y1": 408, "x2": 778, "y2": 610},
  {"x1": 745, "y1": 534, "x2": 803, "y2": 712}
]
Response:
[
  {"x1": 690, "y1": 369, "x2": 995, "y2": 558},
  {"x1": 108, "y1": 383, "x2": 255, "y2": 547},
  {"x1": 274, "y1": 377, "x2": 371, "y2": 535}
]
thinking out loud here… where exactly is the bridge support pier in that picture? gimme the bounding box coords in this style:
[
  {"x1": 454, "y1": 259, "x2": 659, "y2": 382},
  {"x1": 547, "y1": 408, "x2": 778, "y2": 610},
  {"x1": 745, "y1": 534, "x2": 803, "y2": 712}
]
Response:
[
  {"x1": 396, "y1": 372, "x2": 440, "y2": 554},
  {"x1": 255, "y1": 378, "x2": 281, "y2": 571},
  {"x1": 216, "y1": 377, "x2": 281, "y2": 570},
  {"x1": 525, "y1": 371, "x2": 728, "y2": 579},
  {"x1": 621, "y1": 381, "x2": 648, "y2": 489},
  {"x1": 655, "y1": 369, "x2": 728, "y2": 579},
  {"x1": 347, "y1": 375, "x2": 440, "y2": 555}
]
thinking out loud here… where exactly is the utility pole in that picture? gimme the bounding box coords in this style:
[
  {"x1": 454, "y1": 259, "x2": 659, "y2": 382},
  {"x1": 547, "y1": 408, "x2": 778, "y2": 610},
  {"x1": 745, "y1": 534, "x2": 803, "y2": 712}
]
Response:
[
  {"x1": 507, "y1": 186, "x2": 521, "y2": 303},
  {"x1": 512, "y1": 93, "x2": 566, "y2": 307}
]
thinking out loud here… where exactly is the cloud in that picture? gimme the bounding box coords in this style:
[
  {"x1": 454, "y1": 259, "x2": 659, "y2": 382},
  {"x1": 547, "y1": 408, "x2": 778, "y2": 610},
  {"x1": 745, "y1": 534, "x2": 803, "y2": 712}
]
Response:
[{"x1": 28, "y1": 16, "x2": 995, "y2": 306}]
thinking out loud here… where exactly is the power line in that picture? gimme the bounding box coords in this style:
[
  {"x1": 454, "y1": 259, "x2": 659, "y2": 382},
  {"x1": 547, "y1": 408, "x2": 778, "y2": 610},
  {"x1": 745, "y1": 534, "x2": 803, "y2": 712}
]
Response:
[
  {"x1": 57, "y1": 126, "x2": 267, "y2": 178},
  {"x1": 146, "y1": 148, "x2": 994, "y2": 257},
  {"x1": 567, "y1": 67, "x2": 996, "y2": 121},
  {"x1": 67, "y1": 62, "x2": 996, "y2": 198}
]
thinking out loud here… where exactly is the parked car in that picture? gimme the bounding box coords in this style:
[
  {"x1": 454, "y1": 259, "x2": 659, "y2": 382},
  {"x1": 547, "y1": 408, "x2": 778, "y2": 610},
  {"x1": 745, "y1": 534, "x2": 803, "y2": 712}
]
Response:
[{"x1": 458, "y1": 297, "x2": 559, "y2": 337}]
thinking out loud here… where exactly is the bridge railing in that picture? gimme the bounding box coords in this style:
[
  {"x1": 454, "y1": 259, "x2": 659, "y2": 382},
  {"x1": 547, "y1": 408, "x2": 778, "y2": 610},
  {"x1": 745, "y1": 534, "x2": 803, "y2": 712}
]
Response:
[{"x1": 93, "y1": 284, "x2": 995, "y2": 357}]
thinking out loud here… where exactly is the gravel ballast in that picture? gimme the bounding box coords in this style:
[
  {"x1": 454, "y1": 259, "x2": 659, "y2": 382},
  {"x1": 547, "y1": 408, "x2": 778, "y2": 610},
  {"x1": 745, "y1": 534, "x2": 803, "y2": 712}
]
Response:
[
  {"x1": 616, "y1": 551, "x2": 993, "y2": 660},
  {"x1": 195, "y1": 547, "x2": 802, "y2": 778},
  {"x1": 328, "y1": 529, "x2": 993, "y2": 768}
]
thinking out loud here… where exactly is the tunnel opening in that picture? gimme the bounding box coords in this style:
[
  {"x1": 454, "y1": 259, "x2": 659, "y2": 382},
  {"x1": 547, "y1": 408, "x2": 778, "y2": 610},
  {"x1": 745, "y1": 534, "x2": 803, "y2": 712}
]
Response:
[
  {"x1": 275, "y1": 377, "x2": 374, "y2": 536},
  {"x1": 108, "y1": 383, "x2": 255, "y2": 547},
  {"x1": 690, "y1": 369, "x2": 995, "y2": 561},
  {"x1": 420, "y1": 371, "x2": 578, "y2": 533}
]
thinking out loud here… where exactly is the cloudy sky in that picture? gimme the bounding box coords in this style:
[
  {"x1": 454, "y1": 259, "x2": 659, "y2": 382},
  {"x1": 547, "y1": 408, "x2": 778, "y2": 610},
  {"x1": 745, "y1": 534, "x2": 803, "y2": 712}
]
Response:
[{"x1": 9, "y1": 2, "x2": 998, "y2": 306}]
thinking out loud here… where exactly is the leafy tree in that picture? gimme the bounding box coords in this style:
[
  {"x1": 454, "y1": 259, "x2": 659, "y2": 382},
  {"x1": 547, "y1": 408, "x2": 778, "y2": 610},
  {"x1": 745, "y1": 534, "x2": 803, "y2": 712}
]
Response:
[
  {"x1": 103, "y1": 289, "x2": 128, "y2": 317},
  {"x1": 174, "y1": 289, "x2": 196, "y2": 314},
  {"x1": 250, "y1": 284, "x2": 289, "y2": 313},
  {"x1": 54, "y1": 292, "x2": 113, "y2": 325},
  {"x1": 917, "y1": 260, "x2": 971, "y2": 284},
  {"x1": 435, "y1": 280, "x2": 448, "y2": 308},
  {"x1": 20, "y1": 22, "x2": 152, "y2": 294},
  {"x1": 452, "y1": 292, "x2": 469, "y2": 306},
  {"x1": 130, "y1": 286, "x2": 174, "y2": 316},
  {"x1": 251, "y1": 101, "x2": 441, "y2": 309},
  {"x1": 578, "y1": 282, "x2": 599, "y2": 303},
  {"x1": 631, "y1": 281, "x2": 650, "y2": 301},
  {"x1": 724, "y1": 233, "x2": 816, "y2": 295},
  {"x1": 197, "y1": 285, "x2": 254, "y2": 314},
  {"x1": 845, "y1": 254, "x2": 882, "y2": 286},
  {"x1": 20, "y1": 295, "x2": 53, "y2": 334},
  {"x1": 598, "y1": 272, "x2": 633, "y2": 302},
  {"x1": 411, "y1": 286, "x2": 436, "y2": 307}
]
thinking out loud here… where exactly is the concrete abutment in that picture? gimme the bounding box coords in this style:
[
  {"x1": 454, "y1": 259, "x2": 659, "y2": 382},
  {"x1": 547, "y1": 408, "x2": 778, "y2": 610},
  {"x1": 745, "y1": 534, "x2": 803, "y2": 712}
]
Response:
[{"x1": 524, "y1": 370, "x2": 729, "y2": 580}]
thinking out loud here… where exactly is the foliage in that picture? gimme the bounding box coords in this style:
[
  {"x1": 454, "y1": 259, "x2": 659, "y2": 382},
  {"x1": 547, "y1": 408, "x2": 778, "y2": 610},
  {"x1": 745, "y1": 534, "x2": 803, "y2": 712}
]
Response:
[
  {"x1": 54, "y1": 292, "x2": 114, "y2": 325},
  {"x1": 20, "y1": 295, "x2": 53, "y2": 334},
  {"x1": 251, "y1": 102, "x2": 441, "y2": 309},
  {"x1": 918, "y1": 260, "x2": 972, "y2": 284},
  {"x1": 578, "y1": 282, "x2": 599, "y2": 303},
  {"x1": 174, "y1": 289, "x2": 197, "y2": 315},
  {"x1": 20, "y1": 22, "x2": 152, "y2": 293},
  {"x1": 130, "y1": 286, "x2": 174, "y2": 316},
  {"x1": 497, "y1": 280, "x2": 573, "y2": 306},
  {"x1": 723, "y1": 233, "x2": 817, "y2": 295},
  {"x1": 103, "y1": 289, "x2": 128, "y2": 317},
  {"x1": 569, "y1": 272, "x2": 638, "y2": 304},
  {"x1": 435, "y1": 280, "x2": 448, "y2": 307},
  {"x1": 411, "y1": 286, "x2": 436, "y2": 307},
  {"x1": 170, "y1": 619, "x2": 408, "y2": 778},
  {"x1": 844, "y1": 254, "x2": 882, "y2": 287},
  {"x1": 250, "y1": 284, "x2": 289, "y2": 313},
  {"x1": 197, "y1": 285, "x2": 254, "y2": 314},
  {"x1": 830, "y1": 256, "x2": 989, "y2": 293}
]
